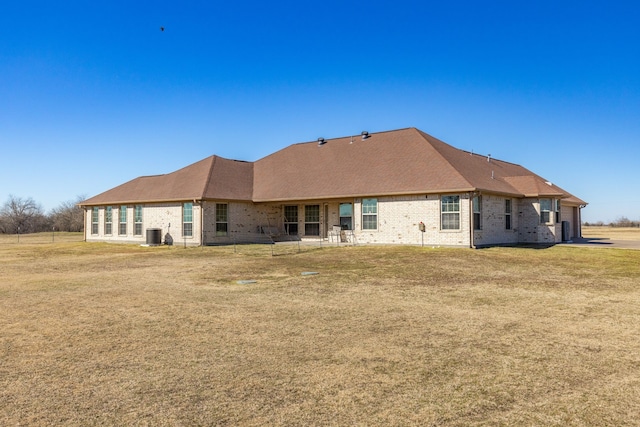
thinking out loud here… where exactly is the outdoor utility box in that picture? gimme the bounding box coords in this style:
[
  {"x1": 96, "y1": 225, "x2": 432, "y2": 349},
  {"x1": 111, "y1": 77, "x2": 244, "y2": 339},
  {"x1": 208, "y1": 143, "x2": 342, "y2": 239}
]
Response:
[
  {"x1": 418, "y1": 222, "x2": 426, "y2": 232},
  {"x1": 561, "y1": 221, "x2": 571, "y2": 242},
  {"x1": 146, "y1": 228, "x2": 162, "y2": 246}
]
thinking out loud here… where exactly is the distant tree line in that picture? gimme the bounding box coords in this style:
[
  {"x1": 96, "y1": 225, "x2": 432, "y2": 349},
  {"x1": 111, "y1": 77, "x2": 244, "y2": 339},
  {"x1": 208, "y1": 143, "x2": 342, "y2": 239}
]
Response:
[
  {"x1": 584, "y1": 216, "x2": 640, "y2": 227},
  {"x1": 0, "y1": 195, "x2": 85, "y2": 234}
]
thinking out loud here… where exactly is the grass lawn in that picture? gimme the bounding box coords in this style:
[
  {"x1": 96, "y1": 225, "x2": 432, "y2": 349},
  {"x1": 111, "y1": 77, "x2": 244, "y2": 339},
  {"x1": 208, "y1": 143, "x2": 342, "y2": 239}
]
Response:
[
  {"x1": 582, "y1": 226, "x2": 640, "y2": 241},
  {"x1": 2, "y1": 237, "x2": 640, "y2": 425}
]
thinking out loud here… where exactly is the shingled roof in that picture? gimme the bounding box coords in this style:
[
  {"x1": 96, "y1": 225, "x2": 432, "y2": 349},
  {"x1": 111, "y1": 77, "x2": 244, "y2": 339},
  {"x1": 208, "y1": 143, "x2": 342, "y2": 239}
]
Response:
[
  {"x1": 80, "y1": 128, "x2": 586, "y2": 206},
  {"x1": 252, "y1": 128, "x2": 585, "y2": 203},
  {"x1": 80, "y1": 156, "x2": 253, "y2": 205}
]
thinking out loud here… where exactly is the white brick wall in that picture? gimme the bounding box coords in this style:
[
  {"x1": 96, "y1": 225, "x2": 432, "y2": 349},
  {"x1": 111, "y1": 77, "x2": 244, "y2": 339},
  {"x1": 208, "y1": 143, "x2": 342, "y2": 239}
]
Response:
[
  {"x1": 85, "y1": 203, "x2": 201, "y2": 245},
  {"x1": 85, "y1": 194, "x2": 577, "y2": 247}
]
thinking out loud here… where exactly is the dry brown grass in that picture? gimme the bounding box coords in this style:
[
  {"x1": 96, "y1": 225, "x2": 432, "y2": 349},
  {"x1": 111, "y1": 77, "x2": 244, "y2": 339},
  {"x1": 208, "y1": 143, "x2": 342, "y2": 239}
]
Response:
[
  {"x1": 0, "y1": 232, "x2": 84, "y2": 245},
  {"x1": 2, "y1": 241, "x2": 640, "y2": 426},
  {"x1": 583, "y1": 226, "x2": 640, "y2": 241}
]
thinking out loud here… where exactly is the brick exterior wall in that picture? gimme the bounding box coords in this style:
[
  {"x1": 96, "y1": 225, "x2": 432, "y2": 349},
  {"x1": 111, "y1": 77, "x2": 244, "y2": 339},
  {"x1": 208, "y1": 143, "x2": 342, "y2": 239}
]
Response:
[
  {"x1": 472, "y1": 195, "x2": 520, "y2": 247},
  {"x1": 85, "y1": 203, "x2": 201, "y2": 246},
  {"x1": 85, "y1": 194, "x2": 580, "y2": 247}
]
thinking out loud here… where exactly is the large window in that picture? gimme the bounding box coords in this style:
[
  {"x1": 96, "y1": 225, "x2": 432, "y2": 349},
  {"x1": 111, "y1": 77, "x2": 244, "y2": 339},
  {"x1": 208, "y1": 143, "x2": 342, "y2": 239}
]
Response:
[
  {"x1": 134, "y1": 205, "x2": 143, "y2": 236},
  {"x1": 505, "y1": 199, "x2": 512, "y2": 230},
  {"x1": 91, "y1": 207, "x2": 99, "y2": 235},
  {"x1": 216, "y1": 203, "x2": 228, "y2": 236},
  {"x1": 183, "y1": 202, "x2": 193, "y2": 237},
  {"x1": 473, "y1": 196, "x2": 482, "y2": 230},
  {"x1": 362, "y1": 198, "x2": 377, "y2": 230},
  {"x1": 540, "y1": 198, "x2": 552, "y2": 224},
  {"x1": 284, "y1": 205, "x2": 298, "y2": 235},
  {"x1": 104, "y1": 206, "x2": 113, "y2": 235},
  {"x1": 305, "y1": 205, "x2": 320, "y2": 236},
  {"x1": 339, "y1": 203, "x2": 353, "y2": 230},
  {"x1": 119, "y1": 206, "x2": 127, "y2": 235},
  {"x1": 441, "y1": 195, "x2": 460, "y2": 230}
]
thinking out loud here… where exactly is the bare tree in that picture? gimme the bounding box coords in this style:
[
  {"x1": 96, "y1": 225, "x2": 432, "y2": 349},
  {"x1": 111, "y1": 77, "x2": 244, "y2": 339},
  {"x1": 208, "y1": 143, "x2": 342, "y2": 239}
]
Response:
[
  {"x1": 0, "y1": 195, "x2": 48, "y2": 234},
  {"x1": 50, "y1": 195, "x2": 86, "y2": 232}
]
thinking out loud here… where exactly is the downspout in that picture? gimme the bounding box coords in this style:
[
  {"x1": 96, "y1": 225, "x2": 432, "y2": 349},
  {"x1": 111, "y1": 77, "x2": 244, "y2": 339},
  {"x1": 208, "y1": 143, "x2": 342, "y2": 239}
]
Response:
[
  {"x1": 469, "y1": 192, "x2": 476, "y2": 249},
  {"x1": 198, "y1": 199, "x2": 204, "y2": 246}
]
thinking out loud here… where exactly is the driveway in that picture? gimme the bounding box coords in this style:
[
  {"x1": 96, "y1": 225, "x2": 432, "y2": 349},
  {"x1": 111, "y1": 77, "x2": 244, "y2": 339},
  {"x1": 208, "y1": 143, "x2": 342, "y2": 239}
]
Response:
[{"x1": 561, "y1": 237, "x2": 640, "y2": 250}]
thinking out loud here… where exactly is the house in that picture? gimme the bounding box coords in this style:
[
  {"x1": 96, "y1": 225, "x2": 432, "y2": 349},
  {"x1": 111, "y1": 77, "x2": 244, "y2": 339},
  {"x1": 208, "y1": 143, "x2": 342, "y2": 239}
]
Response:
[{"x1": 79, "y1": 127, "x2": 587, "y2": 247}]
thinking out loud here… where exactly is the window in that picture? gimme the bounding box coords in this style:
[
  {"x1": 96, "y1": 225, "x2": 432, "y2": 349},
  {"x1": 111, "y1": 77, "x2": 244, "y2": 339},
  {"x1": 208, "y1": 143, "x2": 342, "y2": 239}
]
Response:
[
  {"x1": 441, "y1": 195, "x2": 460, "y2": 230},
  {"x1": 473, "y1": 196, "x2": 482, "y2": 230},
  {"x1": 540, "y1": 198, "x2": 551, "y2": 224},
  {"x1": 134, "y1": 205, "x2": 143, "y2": 236},
  {"x1": 555, "y1": 199, "x2": 561, "y2": 223},
  {"x1": 362, "y1": 198, "x2": 378, "y2": 230},
  {"x1": 339, "y1": 203, "x2": 353, "y2": 230},
  {"x1": 183, "y1": 202, "x2": 193, "y2": 237},
  {"x1": 305, "y1": 205, "x2": 320, "y2": 236},
  {"x1": 505, "y1": 199, "x2": 512, "y2": 230},
  {"x1": 119, "y1": 206, "x2": 127, "y2": 235},
  {"x1": 104, "y1": 206, "x2": 112, "y2": 235},
  {"x1": 215, "y1": 203, "x2": 228, "y2": 236},
  {"x1": 284, "y1": 205, "x2": 298, "y2": 235},
  {"x1": 91, "y1": 207, "x2": 99, "y2": 235}
]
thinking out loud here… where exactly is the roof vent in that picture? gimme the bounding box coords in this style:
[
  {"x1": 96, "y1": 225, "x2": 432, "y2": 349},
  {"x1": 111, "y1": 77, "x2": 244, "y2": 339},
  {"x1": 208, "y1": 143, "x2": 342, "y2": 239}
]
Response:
[
  {"x1": 361, "y1": 131, "x2": 370, "y2": 140},
  {"x1": 487, "y1": 154, "x2": 491, "y2": 162},
  {"x1": 317, "y1": 137, "x2": 326, "y2": 146}
]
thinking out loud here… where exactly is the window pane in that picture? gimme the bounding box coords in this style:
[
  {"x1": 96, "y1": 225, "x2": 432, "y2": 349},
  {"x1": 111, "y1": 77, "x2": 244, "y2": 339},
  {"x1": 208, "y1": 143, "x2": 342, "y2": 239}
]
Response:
[
  {"x1": 339, "y1": 203, "x2": 353, "y2": 217},
  {"x1": 183, "y1": 203, "x2": 193, "y2": 222},
  {"x1": 216, "y1": 204, "x2": 228, "y2": 222},
  {"x1": 540, "y1": 198, "x2": 551, "y2": 211},
  {"x1": 362, "y1": 198, "x2": 377, "y2": 214},
  {"x1": 472, "y1": 196, "x2": 480, "y2": 213},
  {"x1": 285, "y1": 223, "x2": 298, "y2": 235},
  {"x1": 305, "y1": 205, "x2": 319, "y2": 222},
  {"x1": 362, "y1": 215, "x2": 377, "y2": 230},
  {"x1": 305, "y1": 223, "x2": 320, "y2": 236},
  {"x1": 284, "y1": 206, "x2": 298, "y2": 222},
  {"x1": 442, "y1": 195, "x2": 459, "y2": 212},
  {"x1": 134, "y1": 205, "x2": 143, "y2": 223},
  {"x1": 442, "y1": 213, "x2": 460, "y2": 230}
]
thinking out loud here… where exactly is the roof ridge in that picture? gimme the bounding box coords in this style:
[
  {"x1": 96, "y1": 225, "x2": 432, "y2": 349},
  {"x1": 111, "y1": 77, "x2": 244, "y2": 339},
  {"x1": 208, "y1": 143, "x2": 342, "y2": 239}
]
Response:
[
  {"x1": 200, "y1": 155, "x2": 218, "y2": 199},
  {"x1": 414, "y1": 129, "x2": 475, "y2": 190},
  {"x1": 296, "y1": 127, "x2": 417, "y2": 146}
]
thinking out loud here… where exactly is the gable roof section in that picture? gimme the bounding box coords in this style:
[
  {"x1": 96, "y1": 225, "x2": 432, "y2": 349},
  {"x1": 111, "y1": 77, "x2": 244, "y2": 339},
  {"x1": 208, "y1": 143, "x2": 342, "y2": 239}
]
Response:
[
  {"x1": 252, "y1": 127, "x2": 586, "y2": 203},
  {"x1": 416, "y1": 130, "x2": 577, "y2": 199},
  {"x1": 252, "y1": 128, "x2": 473, "y2": 201},
  {"x1": 80, "y1": 155, "x2": 253, "y2": 206}
]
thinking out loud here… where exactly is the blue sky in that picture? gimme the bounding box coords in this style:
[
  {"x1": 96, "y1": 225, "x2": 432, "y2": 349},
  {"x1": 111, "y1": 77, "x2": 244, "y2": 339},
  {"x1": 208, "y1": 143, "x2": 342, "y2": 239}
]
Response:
[{"x1": 1, "y1": 1, "x2": 639, "y2": 223}]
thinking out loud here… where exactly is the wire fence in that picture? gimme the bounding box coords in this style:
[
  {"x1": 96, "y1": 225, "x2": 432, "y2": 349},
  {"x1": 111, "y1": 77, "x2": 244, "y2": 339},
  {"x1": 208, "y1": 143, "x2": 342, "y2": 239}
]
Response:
[
  {"x1": 0, "y1": 232, "x2": 85, "y2": 245},
  {"x1": 0, "y1": 230, "x2": 356, "y2": 256}
]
